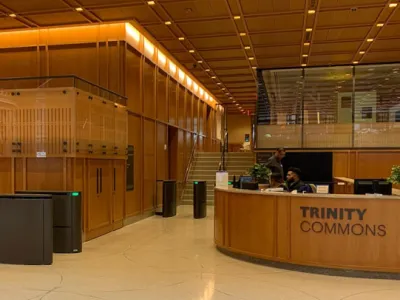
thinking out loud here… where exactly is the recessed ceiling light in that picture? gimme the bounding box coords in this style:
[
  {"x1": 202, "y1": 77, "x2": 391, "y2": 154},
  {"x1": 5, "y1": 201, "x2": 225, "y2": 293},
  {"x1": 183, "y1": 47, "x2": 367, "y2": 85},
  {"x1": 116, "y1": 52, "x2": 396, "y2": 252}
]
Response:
[
  {"x1": 359, "y1": 51, "x2": 365, "y2": 54},
  {"x1": 147, "y1": 1, "x2": 156, "y2": 5},
  {"x1": 377, "y1": 23, "x2": 384, "y2": 27},
  {"x1": 389, "y1": 3, "x2": 398, "y2": 8},
  {"x1": 306, "y1": 28, "x2": 313, "y2": 32},
  {"x1": 308, "y1": 10, "x2": 316, "y2": 14},
  {"x1": 178, "y1": 37, "x2": 185, "y2": 41},
  {"x1": 222, "y1": 88, "x2": 226, "y2": 90},
  {"x1": 189, "y1": 50, "x2": 195, "y2": 53},
  {"x1": 302, "y1": 54, "x2": 308, "y2": 57},
  {"x1": 235, "y1": 103, "x2": 239, "y2": 106},
  {"x1": 252, "y1": 66, "x2": 257, "y2": 69},
  {"x1": 197, "y1": 60, "x2": 203, "y2": 63},
  {"x1": 233, "y1": 100, "x2": 236, "y2": 103},
  {"x1": 248, "y1": 57, "x2": 254, "y2": 60},
  {"x1": 234, "y1": 16, "x2": 241, "y2": 20},
  {"x1": 229, "y1": 97, "x2": 233, "y2": 99},
  {"x1": 211, "y1": 76, "x2": 216, "y2": 79},
  {"x1": 240, "y1": 32, "x2": 246, "y2": 36},
  {"x1": 226, "y1": 93, "x2": 230, "y2": 95},
  {"x1": 165, "y1": 21, "x2": 172, "y2": 25},
  {"x1": 75, "y1": 7, "x2": 83, "y2": 11},
  {"x1": 367, "y1": 38, "x2": 374, "y2": 42},
  {"x1": 353, "y1": 61, "x2": 359, "y2": 64},
  {"x1": 244, "y1": 46, "x2": 251, "y2": 50},
  {"x1": 217, "y1": 82, "x2": 221, "y2": 85},
  {"x1": 205, "y1": 69, "x2": 210, "y2": 72},
  {"x1": 304, "y1": 42, "x2": 310, "y2": 46},
  {"x1": 301, "y1": 64, "x2": 307, "y2": 67}
]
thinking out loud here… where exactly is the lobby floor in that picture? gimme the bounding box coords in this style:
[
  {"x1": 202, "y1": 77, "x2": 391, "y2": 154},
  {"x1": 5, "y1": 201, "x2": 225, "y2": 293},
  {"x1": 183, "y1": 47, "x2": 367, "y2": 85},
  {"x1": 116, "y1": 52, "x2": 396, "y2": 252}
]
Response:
[{"x1": 1, "y1": 206, "x2": 400, "y2": 300}]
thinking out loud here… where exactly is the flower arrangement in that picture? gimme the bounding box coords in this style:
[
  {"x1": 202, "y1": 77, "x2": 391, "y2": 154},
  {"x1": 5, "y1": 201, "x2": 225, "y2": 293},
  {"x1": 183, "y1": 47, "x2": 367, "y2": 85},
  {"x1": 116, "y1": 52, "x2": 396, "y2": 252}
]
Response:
[
  {"x1": 248, "y1": 163, "x2": 271, "y2": 184},
  {"x1": 388, "y1": 165, "x2": 400, "y2": 185}
]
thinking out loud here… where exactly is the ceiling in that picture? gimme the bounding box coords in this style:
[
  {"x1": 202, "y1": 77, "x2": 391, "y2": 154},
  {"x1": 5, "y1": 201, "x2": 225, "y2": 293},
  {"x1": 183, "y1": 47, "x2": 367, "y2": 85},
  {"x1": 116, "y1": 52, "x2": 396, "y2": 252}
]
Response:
[{"x1": 0, "y1": 0, "x2": 400, "y2": 115}]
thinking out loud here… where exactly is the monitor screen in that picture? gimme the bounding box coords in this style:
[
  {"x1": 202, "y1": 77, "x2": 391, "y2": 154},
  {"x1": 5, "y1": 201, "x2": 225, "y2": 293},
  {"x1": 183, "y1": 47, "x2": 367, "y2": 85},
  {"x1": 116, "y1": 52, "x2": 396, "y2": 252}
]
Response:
[
  {"x1": 239, "y1": 176, "x2": 253, "y2": 189},
  {"x1": 354, "y1": 179, "x2": 392, "y2": 195}
]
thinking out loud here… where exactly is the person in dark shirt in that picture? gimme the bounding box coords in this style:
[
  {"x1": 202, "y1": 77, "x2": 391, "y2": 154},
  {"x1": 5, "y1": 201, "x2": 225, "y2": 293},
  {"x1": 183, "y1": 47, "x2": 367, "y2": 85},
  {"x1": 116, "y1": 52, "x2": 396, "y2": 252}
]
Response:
[
  {"x1": 266, "y1": 148, "x2": 286, "y2": 182},
  {"x1": 284, "y1": 167, "x2": 313, "y2": 193}
]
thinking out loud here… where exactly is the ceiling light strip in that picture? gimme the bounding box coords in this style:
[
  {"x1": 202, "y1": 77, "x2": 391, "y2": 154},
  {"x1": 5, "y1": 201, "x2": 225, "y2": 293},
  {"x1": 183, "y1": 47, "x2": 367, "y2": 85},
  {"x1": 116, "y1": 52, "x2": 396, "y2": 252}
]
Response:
[{"x1": 300, "y1": 0, "x2": 322, "y2": 66}]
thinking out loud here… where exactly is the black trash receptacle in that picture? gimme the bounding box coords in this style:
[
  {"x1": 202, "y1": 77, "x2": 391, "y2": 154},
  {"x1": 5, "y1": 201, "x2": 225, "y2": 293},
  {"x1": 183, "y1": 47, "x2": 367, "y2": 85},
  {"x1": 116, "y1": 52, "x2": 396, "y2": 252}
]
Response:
[
  {"x1": 193, "y1": 181, "x2": 207, "y2": 219},
  {"x1": 156, "y1": 180, "x2": 177, "y2": 218},
  {"x1": 16, "y1": 190, "x2": 82, "y2": 254}
]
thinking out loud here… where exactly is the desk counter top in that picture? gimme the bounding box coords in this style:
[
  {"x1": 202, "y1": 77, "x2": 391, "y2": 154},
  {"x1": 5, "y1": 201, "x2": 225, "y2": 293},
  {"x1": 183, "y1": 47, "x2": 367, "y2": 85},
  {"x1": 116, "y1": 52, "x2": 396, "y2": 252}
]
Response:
[{"x1": 214, "y1": 187, "x2": 400, "y2": 275}]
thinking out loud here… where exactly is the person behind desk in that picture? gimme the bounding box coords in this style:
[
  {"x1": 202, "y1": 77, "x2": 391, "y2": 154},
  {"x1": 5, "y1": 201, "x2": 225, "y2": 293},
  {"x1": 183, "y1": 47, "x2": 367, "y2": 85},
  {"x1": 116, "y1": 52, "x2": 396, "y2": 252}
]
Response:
[
  {"x1": 284, "y1": 167, "x2": 313, "y2": 193},
  {"x1": 266, "y1": 148, "x2": 286, "y2": 182}
]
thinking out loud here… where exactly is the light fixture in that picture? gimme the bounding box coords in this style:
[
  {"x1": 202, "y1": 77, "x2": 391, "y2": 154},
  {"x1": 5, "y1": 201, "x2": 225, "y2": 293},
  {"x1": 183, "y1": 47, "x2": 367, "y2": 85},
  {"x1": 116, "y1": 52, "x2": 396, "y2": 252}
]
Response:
[
  {"x1": 302, "y1": 54, "x2": 308, "y2": 57},
  {"x1": 211, "y1": 76, "x2": 216, "y2": 79},
  {"x1": 229, "y1": 97, "x2": 233, "y2": 99},
  {"x1": 306, "y1": 28, "x2": 313, "y2": 32},
  {"x1": 178, "y1": 37, "x2": 185, "y2": 41},
  {"x1": 244, "y1": 46, "x2": 251, "y2": 50},
  {"x1": 235, "y1": 103, "x2": 239, "y2": 106},
  {"x1": 189, "y1": 50, "x2": 195, "y2": 53},
  {"x1": 240, "y1": 32, "x2": 246, "y2": 36},
  {"x1": 147, "y1": 1, "x2": 156, "y2": 5},
  {"x1": 197, "y1": 60, "x2": 203, "y2": 64},
  {"x1": 308, "y1": 10, "x2": 316, "y2": 14},
  {"x1": 9, "y1": 13, "x2": 17, "y2": 17},
  {"x1": 304, "y1": 42, "x2": 310, "y2": 46},
  {"x1": 252, "y1": 66, "x2": 257, "y2": 69},
  {"x1": 217, "y1": 82, "x2": 221, "y2": 85},
  {"x1": 248, "y1": 57, "x2": 254, "y2": 60},
  {"x1": 389, "y1": 3, "x2": 398, "y2": 8},
  {"x1": 75, "y1": 7, "x2": 83, "y2": 11},
  {"x1": 233, "y1": 100, "x2": 236, "y2": 103},
  {"x1": 367, "y1": 38, "x2": 374, "y2": 42},
  {"x1": 234, "y1": 16, "x2": 241, "y2": 20},
  {"x1": 359, "y1": 51, "x2": 365, "y2": 55},
  {"x1": 377, "y1": 23, "x2": 384, "y2": 27},
  {"x1": 353, "y1": 61, "x2": 359, "y2": 64},
  {"x1": 301, "y1": 64, "x2": 307, "y2": 67},
  {"x1": 165, "y1": 21, "x2": 172, "y2": 25},
  {"x1": 205, "y1": 69, "x2": 210, "y2": 72},
  {"x1": 226, "y1": 93, "x2": 230, "y2": 96},
  {"x1": 222, "y1": 88, "x2": 226, "y2": 90}
]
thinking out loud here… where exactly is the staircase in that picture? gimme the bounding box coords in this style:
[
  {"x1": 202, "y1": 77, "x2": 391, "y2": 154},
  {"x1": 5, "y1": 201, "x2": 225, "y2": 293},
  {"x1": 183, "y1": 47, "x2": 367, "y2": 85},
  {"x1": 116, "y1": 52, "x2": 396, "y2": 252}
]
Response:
[{"x1": 181, "y1": 152, "x2": 255, "y2": 205}]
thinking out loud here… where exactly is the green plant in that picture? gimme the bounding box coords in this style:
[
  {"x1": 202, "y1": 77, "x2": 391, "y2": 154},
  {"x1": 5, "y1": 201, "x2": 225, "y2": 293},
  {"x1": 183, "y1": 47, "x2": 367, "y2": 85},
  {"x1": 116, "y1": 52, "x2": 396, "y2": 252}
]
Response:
[
  {"x1": 249, "y1": 163, "x2": 271, "y2": 184},
  {"x1": 388, "y1": 165, "x2": 400, "y2": 185}
]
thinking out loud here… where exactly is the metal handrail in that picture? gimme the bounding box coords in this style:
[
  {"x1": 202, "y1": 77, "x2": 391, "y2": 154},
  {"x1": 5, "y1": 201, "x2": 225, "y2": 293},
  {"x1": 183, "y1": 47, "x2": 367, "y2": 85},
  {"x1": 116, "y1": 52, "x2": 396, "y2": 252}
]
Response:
[
  {"x1": 0, "y1": 75, "x2": 127, "y2": 105},
  {"x1": 219, "y1": 131, "x2": 228, "y2": 171},
  {"x1": 180, "y1": 134, "x2": 199, "y2": 202}
]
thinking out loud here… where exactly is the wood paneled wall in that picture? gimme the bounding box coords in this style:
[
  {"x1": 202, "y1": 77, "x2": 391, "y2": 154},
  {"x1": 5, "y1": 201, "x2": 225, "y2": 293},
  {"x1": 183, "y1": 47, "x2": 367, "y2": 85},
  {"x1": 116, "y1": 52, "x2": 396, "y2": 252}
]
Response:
[{"x1": 0, "y1": 39, "x2": 221, "y2": 239}]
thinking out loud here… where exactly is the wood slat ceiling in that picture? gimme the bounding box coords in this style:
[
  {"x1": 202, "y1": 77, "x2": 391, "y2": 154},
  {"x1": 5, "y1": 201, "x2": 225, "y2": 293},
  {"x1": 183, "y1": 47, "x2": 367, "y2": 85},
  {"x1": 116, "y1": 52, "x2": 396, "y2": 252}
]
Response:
[{"x1": 0, "y1": 0, "x2": 399, "y2": 115}]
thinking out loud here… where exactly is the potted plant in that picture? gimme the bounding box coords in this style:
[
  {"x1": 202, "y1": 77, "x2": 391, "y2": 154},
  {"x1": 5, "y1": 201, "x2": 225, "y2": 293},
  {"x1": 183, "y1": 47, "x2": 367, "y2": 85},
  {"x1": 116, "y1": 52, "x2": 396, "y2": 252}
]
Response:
[
  {"x1": 249, "y1": 163, "x2": 271, "y2": 188},
  {"x1": 388, "y1": 165, "x2": 400, "y2": 185}
]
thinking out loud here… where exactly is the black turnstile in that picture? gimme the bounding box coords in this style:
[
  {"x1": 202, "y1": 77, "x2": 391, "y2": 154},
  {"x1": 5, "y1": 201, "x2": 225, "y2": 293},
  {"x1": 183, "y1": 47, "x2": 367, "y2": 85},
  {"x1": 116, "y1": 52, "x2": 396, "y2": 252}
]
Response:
[
  {"x1": 0, "y1": 194, "x2": 53, "y2": 265},
  {"x1": 16, "y1": 190, "x2": 82, "y2": 254},
  {"x1": 155, "y1": 181, "x2": 177, "y2": 218},
  {"x1": 193, "y1": 181, "x2": 207, "y2": 219}
]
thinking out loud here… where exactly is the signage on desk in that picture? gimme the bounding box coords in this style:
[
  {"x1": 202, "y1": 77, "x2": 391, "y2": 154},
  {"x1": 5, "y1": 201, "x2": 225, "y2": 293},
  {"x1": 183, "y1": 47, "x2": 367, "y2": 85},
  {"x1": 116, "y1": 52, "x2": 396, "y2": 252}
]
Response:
[{"x1": 299, "y1": 206, "x2": 386, "y2": 237}]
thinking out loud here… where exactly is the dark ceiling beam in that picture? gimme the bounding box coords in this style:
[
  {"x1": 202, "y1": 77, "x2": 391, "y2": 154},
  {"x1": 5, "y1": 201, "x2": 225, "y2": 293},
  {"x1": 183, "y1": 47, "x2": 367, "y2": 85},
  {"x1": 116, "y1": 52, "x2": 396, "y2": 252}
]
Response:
[{"x1": 0, "y1": 3, "x2": 39, "y2": 27}]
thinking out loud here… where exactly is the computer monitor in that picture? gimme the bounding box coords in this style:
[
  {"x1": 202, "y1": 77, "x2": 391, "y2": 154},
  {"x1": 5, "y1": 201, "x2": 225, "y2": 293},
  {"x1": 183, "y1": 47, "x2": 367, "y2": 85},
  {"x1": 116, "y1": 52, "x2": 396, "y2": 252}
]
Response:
[
  {"x1": 239, "y1": 176, "x2": 253, "y2": 189},
  {"x1": 354, "y1": 179, "x2": 392, "y2": 195},
  {"x1": 241, "y1": 182, "x2": 259, "y2": 190}
]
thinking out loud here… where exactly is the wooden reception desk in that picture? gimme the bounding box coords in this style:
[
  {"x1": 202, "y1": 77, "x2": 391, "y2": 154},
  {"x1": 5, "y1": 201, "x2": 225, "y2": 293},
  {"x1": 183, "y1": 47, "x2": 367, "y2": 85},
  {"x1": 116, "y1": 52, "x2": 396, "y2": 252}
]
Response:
[{"x1": 215, "y1": 187, "x2": 400, "y2": 274}]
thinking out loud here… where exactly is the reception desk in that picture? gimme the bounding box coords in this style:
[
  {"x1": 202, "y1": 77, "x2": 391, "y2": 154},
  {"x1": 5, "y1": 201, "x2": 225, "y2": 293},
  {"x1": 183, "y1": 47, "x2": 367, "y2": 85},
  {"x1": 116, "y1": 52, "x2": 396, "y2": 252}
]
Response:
[{"x1": 215, "y1": 187, "x2": 400, "y2": 275}]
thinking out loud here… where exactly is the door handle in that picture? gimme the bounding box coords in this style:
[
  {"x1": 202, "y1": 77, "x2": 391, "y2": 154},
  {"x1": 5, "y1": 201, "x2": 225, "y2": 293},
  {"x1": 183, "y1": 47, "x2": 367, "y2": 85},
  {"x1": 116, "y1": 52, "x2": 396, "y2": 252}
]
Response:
[
  {"x1": 96, "y1": 168, "x2": 99, "y2": 194},
  {"x1": 113, "y1": 167, "x2": 116, "y2": 192},
  {"x1": 100, "y1": 168, "x2": 103, "y2": 193}
]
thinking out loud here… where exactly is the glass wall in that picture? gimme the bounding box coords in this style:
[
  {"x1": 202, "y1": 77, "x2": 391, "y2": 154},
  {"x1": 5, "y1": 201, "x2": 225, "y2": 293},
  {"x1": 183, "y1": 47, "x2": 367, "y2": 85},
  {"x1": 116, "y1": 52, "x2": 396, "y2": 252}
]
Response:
[{"x1": 256, "y1": 63, "x2": 400, "y2": 149}]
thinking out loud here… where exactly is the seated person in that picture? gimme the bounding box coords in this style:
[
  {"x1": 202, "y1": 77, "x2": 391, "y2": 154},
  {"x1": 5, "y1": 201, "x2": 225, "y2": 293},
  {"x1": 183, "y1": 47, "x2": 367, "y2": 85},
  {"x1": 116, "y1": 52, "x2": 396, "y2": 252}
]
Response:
[
  {"x1": 284, "y1": 167, "x2": 313, "y2": 193},
  {"x1": 269, "y1": 172, "x2": 284, "y2": 188}
]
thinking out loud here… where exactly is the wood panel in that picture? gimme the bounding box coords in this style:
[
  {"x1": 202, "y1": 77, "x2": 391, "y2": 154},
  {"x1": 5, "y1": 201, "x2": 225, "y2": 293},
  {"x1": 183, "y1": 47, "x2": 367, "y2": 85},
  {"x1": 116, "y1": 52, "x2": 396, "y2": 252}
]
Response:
[
  {"x1": 156, "y1": 123, "x2": 168, "y2": 180},
  {"x1": 0, "y1": 158, "x2": 12, "y2": 193},
  {"x1": 178, "y1": 86, "x2": 186, "y2": 129},
  {"x1": 26, "y1": 158, "x2": 64, "y2": 190},
  {"x1": 156, "y1": 69, "x2": 168, "y2": 122},
  {"x1": 143, "y1": 59, "x2": 156, "y2": 119},
  {"x1": 143, "y1": 119, "x2": 156, "y2": 212},
  {"x1": 168, "y1": 78, "x2": 178, "y2": 125},
  {"x1": 126, "y1": 114, "x2": 142, "y2": 217},
  {"x1": 113, "y1": 159, "x2": 125, "y2": 229},
  {"x1": 126, "y1": 46, "x2": 142, "y2": 114},
  {"x1": 0, "y1": 48, "x2": 38, "y2": 81},
  {"x1": 186, "y1": 92, "x2": 193, "y2": 131}
]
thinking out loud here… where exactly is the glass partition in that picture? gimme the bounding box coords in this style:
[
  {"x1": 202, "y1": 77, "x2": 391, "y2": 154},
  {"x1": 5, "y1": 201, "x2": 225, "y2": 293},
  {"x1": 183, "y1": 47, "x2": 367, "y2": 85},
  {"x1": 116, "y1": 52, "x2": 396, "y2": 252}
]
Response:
[{"x1": 256, "y1": 63, "x2": 400, "y2": 149}]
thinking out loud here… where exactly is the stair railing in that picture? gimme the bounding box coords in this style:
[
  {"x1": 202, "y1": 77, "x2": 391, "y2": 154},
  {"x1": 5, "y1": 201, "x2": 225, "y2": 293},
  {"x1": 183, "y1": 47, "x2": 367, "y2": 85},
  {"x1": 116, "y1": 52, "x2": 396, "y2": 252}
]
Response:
[
  {"x1": 180, "y1": 134, "x2": 199, "y2": 202},
  {"x1": 219, "y1": 131, "x2": 228, "y2": 171}
]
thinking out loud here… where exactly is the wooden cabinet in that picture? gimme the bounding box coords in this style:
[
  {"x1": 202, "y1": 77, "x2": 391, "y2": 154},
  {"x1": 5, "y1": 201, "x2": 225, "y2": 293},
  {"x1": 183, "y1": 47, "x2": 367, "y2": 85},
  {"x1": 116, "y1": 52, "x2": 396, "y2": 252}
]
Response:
[{"x1": 112, "y1": 160, "x2": 125, "y2": 229}]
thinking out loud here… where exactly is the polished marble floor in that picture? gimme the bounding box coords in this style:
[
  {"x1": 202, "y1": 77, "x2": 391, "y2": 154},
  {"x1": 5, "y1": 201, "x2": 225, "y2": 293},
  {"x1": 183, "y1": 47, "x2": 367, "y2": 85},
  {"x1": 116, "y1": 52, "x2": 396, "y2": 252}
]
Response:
[{"x1": 1, "y1": 205, "x2": 400, "y2": 300}]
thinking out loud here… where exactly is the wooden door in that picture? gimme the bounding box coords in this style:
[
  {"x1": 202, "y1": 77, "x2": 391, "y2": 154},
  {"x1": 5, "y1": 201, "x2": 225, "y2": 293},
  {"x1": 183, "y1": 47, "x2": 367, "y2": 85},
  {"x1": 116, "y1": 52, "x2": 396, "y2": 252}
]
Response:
[{"x1": 113, "y1": 160, "x2": 125, "y2": 230}]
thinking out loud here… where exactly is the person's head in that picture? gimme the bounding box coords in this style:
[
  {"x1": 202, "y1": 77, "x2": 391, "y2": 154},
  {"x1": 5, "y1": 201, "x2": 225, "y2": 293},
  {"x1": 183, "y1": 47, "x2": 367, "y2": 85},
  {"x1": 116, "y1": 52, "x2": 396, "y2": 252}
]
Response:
[
  {"x1": 287, "y1": 167, "x2": 302, "y2": 183},
  {"x1": 270, "y1": 173, "x2": 283, "y2": 187},
  {"x1": 274, "y1": 148, "x2": 286, "y2": 161}
]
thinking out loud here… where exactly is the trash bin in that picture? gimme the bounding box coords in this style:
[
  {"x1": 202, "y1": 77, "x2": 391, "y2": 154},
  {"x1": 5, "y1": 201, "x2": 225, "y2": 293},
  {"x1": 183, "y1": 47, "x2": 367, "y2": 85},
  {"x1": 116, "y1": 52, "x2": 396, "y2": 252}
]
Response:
[
  {"x1": 193, "y1": 181, "x2": 207, "y2": 219},
  {"x1": 155, "y1": 180, "x2": 177, "y2": 218},
  {"x1": 16, "y1": 190, "x2": 82, "y2": 254}
]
